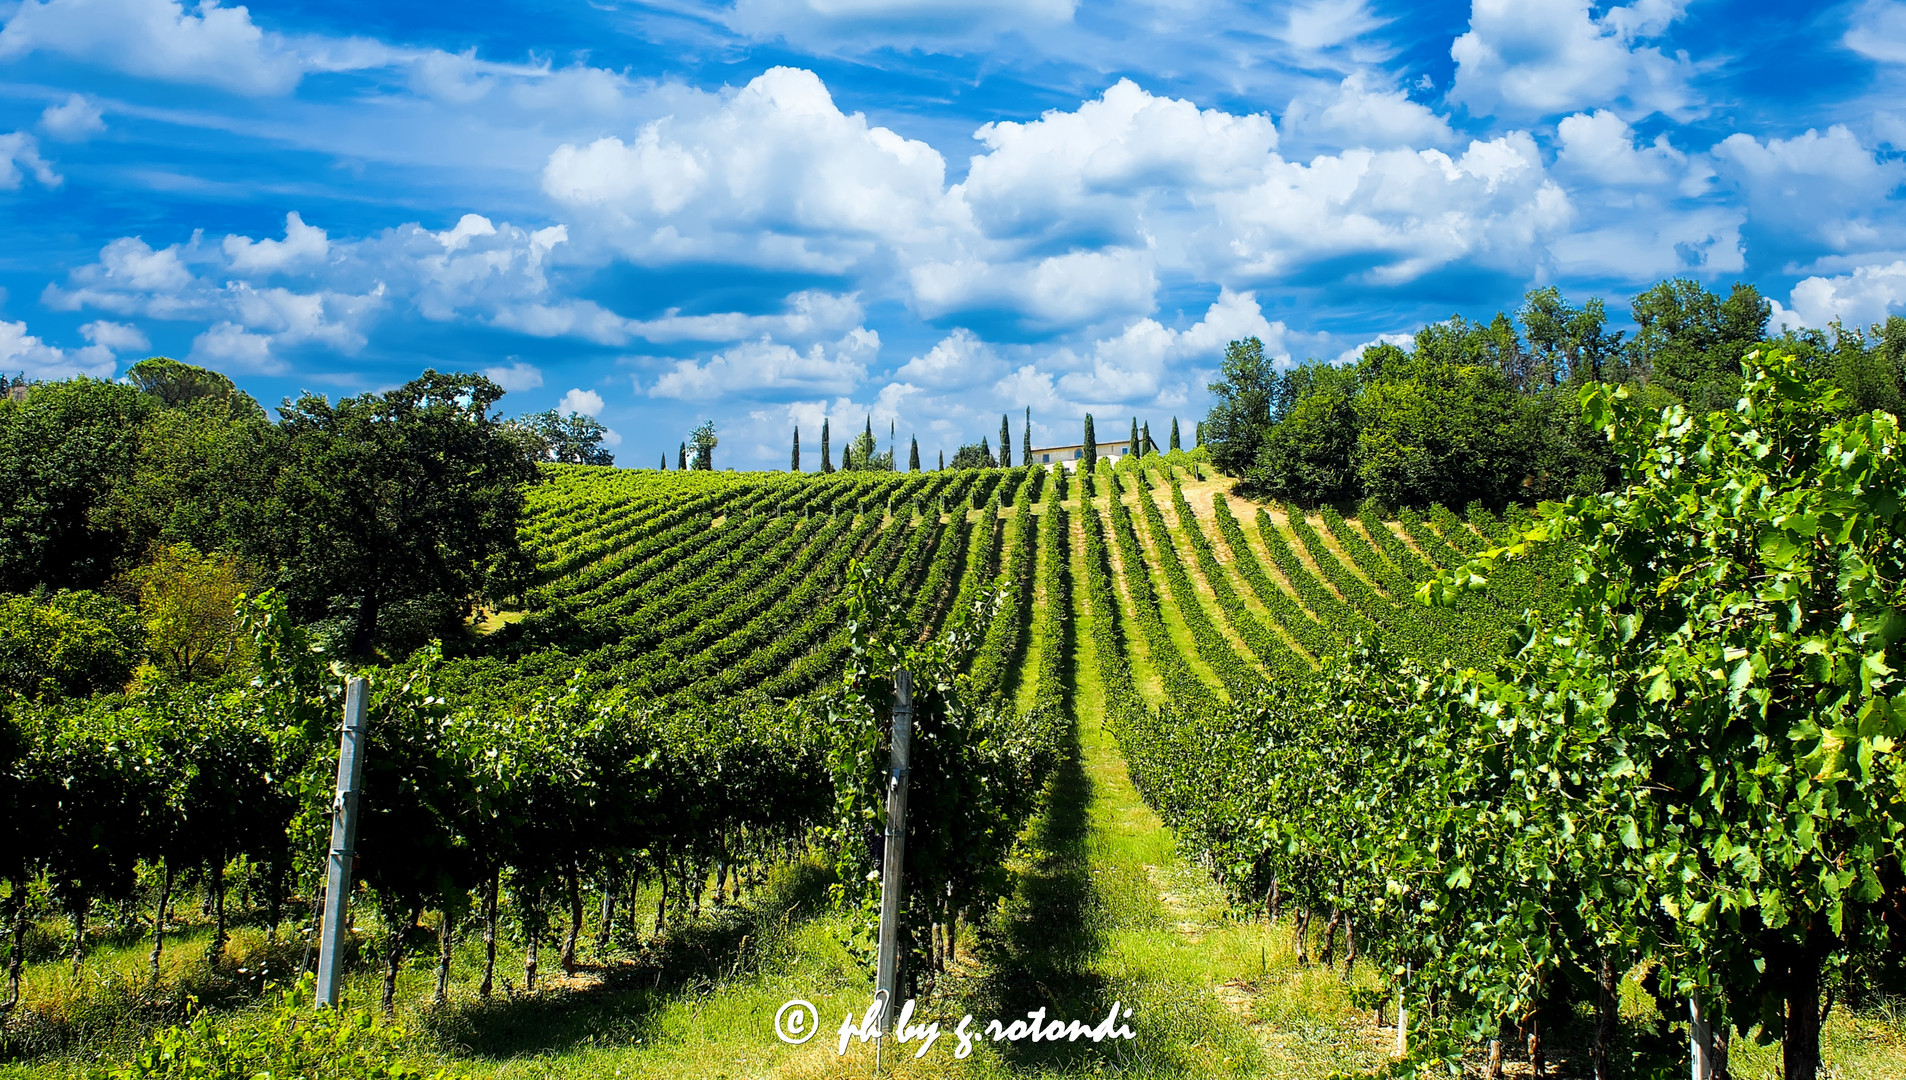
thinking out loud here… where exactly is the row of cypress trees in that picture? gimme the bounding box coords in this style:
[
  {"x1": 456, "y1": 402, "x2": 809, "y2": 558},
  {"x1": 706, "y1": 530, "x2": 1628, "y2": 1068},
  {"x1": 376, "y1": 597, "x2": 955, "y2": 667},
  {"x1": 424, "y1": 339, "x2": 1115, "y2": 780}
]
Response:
[{"x1": 788, "y1": 408, "x2": 1198, "y2": 473}]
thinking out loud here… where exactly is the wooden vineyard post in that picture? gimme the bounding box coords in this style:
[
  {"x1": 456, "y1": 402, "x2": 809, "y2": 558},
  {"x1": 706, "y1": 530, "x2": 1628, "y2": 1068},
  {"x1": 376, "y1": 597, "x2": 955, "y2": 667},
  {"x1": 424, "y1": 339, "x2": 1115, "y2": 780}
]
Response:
[
  {"x1": 874, "y1": 668, "x2": 913, "y2": 1032},
  {"x1": 316, "y1": 676, "x2": 369, "y2": 1008},
  {"x1": 1394, "y1": 961, "x2": 1409, "y2": 1057}
]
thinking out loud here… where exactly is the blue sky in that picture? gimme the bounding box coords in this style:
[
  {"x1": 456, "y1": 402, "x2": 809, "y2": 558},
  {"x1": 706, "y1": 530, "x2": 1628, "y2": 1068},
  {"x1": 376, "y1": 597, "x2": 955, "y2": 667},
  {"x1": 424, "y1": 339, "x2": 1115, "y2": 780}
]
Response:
[{"x1": 1, "y1": 0, "x2": 1903, "y2": 468}]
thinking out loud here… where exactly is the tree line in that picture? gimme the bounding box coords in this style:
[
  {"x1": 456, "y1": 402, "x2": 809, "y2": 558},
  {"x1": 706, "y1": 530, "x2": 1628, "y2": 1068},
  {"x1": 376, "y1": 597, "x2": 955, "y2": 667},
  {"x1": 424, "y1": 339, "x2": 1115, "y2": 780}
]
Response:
[
  {"x1": 0, "y1": 358, "x2": 612, "y2": 660},
  {"x1": 1203, "y1": 278, "x2": 1906, "y2": 509}
]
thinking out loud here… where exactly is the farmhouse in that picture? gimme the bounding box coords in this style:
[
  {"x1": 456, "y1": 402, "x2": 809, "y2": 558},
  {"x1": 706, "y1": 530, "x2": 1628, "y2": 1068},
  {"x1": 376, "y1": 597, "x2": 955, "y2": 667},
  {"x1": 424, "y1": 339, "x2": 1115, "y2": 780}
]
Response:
[{"x1": 1027, "y1": 438, "x2": 1135, "y2": 469}]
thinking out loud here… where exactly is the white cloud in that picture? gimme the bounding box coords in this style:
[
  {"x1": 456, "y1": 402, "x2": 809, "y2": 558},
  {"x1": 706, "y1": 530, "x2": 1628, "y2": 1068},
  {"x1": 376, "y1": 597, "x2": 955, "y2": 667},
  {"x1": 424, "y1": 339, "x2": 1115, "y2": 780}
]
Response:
[
  {"x1": 1056, "y1": 289, "x2": 1288, "y2": 406},
  {"x1": 223, "y1": 211, "x2": 329, "y2": 273},
  {"x1": 1846, "y1": 0, "x2": 1906, "y2": 64},
  {"x1": 648, "y1": 327, "x2": 879, "y2": 400},
  {"x1": 0, "y1": 0, "x2": 417, "y2": 95},
  {"x1": 1711, "y1": 125, "x2": 1906, "y2": 251},
  {"x1": 483, "y1": 361, "x2": 543, "y2": 392},
  {"x1": 188, "y1": 321, "x2": 279, "y2": 373},
  {"x1": 1214, "y1": 133, "x2": 1572, "y2": 283},
  {"x1": 0, "y1": 132, "x2": 61, "y2": 189},
  {"x1": 1555, "y1": 109, "x2": 1687, "y2": 185},
  {"x1": 80, "y1": 319, "x2": 149, "y2": 353},
  {"x1": 557, "y1": 387, "x2": 605, "y2": 416},
  {"x1": 544, "y1": 67, "x2": 954, "y2": 272},
  {"x1": 959, "y1": 78, "x2": 1279, "y2": 243},
  {"x1": 625, "y1": 290, "x2": 864, "y2": 344},
  {"x1": 1277, "y1": 0, "x2": 1387, "y2": 54},
  {"x1": 0, "y1": 318, "x2": 114, "y2": 378},
  {"x1": 909, "y1": 247, "x2": 1158, "y2": 327},
  {"x1": 1449, "y1": 0, "x2": 1698, "y2": 120},
  {"x1": 40, "y1": 93, "x2": 104, "y2": 140},
  {"x1": 1280, "y1": 73, "x2": 1455, "y2": 150},
  {"x1": 1779, "y1": 261, "x2": 1906, "y2": 329},
  {"x1": 895, "y1": 328, "x2": 1002, "y2": 389}
]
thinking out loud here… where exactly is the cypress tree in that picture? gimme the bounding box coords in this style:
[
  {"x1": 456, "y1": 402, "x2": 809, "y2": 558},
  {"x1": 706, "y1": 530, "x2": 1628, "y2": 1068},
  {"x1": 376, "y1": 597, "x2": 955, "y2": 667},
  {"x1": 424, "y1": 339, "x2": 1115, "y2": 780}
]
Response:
[
  {"x1": 821, "y1": 419, "x2": 833, "y2": 474},
  {"x1": 841, "y1": 443, "x2": 854, "y2": 471},
  {"x1": 1129, "y1": 417, "x2": 1139, "y2": 456},
  {"x1": 1023, "y1": 407, "x2": 1031, "y2": 465},
  {"x1": 791, "y1": 427, "x2": 801, "y2": 471},
  {"x1": 1170, "y1": 417, "x2": 1181, "y2": 451},
  {"x1": 909, "y1": 436, "x2": 920, "y2": 471},
  {"x1": 938, "y1": 450, "x2": 944, "y2": 470},
  {"x1": 1195, "y1": 420, "x2": 1202, "y2": 446},
  {"x1": 659, "y1": 454, "x2": 666, "y2": 470},
  {"x1": 678, "y1": 442, "x2": 686, "y2": 470},
  {"x1": 999, "y1": 413, "x2": 1011, "y2": 467},
  {"x1": 1083, "y1": 414, "x2": 1096, "y2": 463},
  {"x1": 1141, "y1": 421, "x2": 1153, "y2": 456}
]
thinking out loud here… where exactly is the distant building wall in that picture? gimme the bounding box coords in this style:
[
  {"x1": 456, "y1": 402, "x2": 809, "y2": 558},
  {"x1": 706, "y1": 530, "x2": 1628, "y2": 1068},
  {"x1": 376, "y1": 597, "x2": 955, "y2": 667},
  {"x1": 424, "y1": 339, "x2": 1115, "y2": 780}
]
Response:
[{"x1": 1027, "y1": 439, "x2": 1133, "y2": 469}]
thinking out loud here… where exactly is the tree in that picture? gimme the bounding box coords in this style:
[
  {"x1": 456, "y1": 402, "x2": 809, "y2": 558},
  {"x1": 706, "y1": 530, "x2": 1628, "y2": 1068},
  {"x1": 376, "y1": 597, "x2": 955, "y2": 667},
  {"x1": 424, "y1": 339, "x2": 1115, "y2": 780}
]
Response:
[
  {"x1": 1195, "y1": 420, "x2": 1202, "y2": 446},
  {"x1": 1519, "y1": 286, "x2": 1624, "y2": 385},
  {"x1": 841, "y1": 443, "x2": 854, "y2": 470},
  {"x1": 949, "y1": 440, "x2": 996, "y2": 469},
  {"x1": 0, "y1": 378, "x2": 154, "y2": 592},
  {"x1": 108, "y1": 374, "x2": 281, "y2": 567},
  {"x1": 1247, "y1": 367, "x2": 1360, "y2": 505},
  {"x1": 1629, "y1": 279, "x2": 1770, "y2": 410},
  {"x1": 273, "y1": 370, "x2": 541, "y2": 657},
  {"x1": 938, "y1": 450, "x2": 944, "y2": 470},
  {"x1": 659, "y1": 454, "x2": 666, "y2": 470},
  {"x1": 841, "y1": 417, "x2": 892, "y2": 471},
  {"x1": 1203, "y1": 337, "x2": 1275, "y2": 477},
  {"x1": 127, "y1": 356, "x2": 264, "y2": 416},
  {"x1": 688, "y1": 421, "x2": 717, "y2": 470},
  {"x1": 1169, "y1": 417, "x2": 1180, "y2": 451},
  {"x1": 1083, "y1": 414, "x2": 1097, "y2": 463},
  {"x1": 678, "y1": 442, "x2": 686, "y2": 470},
  {"x1": 999, "y1": 414, "x2": 1012, "y2": 467},
  {"x1": 1141, "y1": 421, "x2": 1154, "y2": 455},
  {"x1": 508, "y1": 410, "x2": 615, "y2": 466},
  {"x1": 909, "y1": 436, "x2": 920, "y2": 472},
  {"x1": 821, "y1": 419, "x2": 833, "y2": 474},
  {"x1": 791, "y1": 427, "x2": 801, "y2": 471},
  {"x1": 1022, "y1": 408, "x2": 1031, "y2": 465},
  {"x1": 1129, "y1": 417, "x2": 1139, "y2": 455},
  {"x1": 124, "y1": 544, "x2": 252, "y2": 680}
]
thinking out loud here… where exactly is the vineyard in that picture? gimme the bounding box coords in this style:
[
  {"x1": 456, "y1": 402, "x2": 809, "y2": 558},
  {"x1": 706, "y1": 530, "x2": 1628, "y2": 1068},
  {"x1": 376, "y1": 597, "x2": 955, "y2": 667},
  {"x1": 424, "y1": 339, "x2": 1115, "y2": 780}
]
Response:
[{"x1": 4, "y1": 353, "x2": 1906, "y2": 1079}]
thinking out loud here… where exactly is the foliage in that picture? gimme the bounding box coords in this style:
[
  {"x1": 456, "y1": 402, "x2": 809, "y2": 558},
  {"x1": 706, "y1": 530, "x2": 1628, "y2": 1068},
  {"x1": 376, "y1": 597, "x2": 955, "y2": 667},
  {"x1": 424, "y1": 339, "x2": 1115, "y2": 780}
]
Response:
[
  {"x1": 0, "y1": 378, "x2": 155, "y2": 591},
  {"x1": 89, "y1": 974, "x2": 452, "y2": 1080},
  {"x1": 687, "y1": 420, "x2": 717, "y2": 471},
  {"x1": 272, "y1": 371, "x2": 542, "y2": 656},
  {"x1": 0, "y1": 590, "x2": 146, "y2": 700},
  {"x1": 508, "y1": 410, "x2": 615, "y2": 466},
  {"x1": 1203, "y1": 337, "x2": 1274, "y2": 477},
  {"x1": 125, "y1": 544, "x2": 254, "y2": 680},
  {"x1": 949, "y1": 439, "x2": 996, "y2": 469}
]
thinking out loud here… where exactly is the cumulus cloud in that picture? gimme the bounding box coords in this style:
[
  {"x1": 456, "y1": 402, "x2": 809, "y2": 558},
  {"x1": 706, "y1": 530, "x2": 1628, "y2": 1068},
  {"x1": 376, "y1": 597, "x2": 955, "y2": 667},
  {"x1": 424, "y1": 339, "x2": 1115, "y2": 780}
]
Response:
[
  {"x1": 1449, "y1": 0, "x2": 1698, "y2": 121},
  {"x1": 557, "y1": 387, "x2": 605, "y2": 416},
  {"x1": 1555, "y1": 109, "x2": 1689, "y2": 186},
  {"x1": 483, "y1": 361, "x2": 543, "y2": 392},
  {"x1": 959, "y1": 78, "x2": 1280, "y2": 242},
  {"x1": 1279, "y1": 73, "x2": 1455, "y2": 150},
  {"x1": 909, "y1": 247, "x2": 1159, "y2": 327},
  {"x1": 0, "y1": 132, "x2": 61, "y2": 189},
  {"x1": 1055, "y1": 289, "x2": 1288, "y2": 406},
  {"x1": 1711, "y1": 125, "x2": 1906, "y2": 252},
  {"x1": 40, "y1": 93, "x2": 104, "y2": 140},
  {"x1": 1779, "y1": 261, "x2": 1906, "y2": 329},
  {"x1": 80, "y1": 319, "x2": 149, "y2": 353},
  {"x1": 895, "y1": 328, "x2": 1003, "y2": 389},
  {"x1": 1334, "y1": 331, "x2": 1416, "y2": 365},
  {"x1": 223, "y1": 211, "x2": 329, "y2": 273},
  {"x1": 0, "y1": 318, "x2": 115, "y2": 379},
  {"x1": 648, "y1": 327, "x2": 879, "y2": 400},
  {"x1": 544, "y1": 67, "x2": 953, "y2": 272}
]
